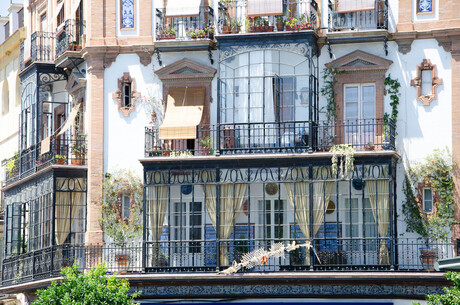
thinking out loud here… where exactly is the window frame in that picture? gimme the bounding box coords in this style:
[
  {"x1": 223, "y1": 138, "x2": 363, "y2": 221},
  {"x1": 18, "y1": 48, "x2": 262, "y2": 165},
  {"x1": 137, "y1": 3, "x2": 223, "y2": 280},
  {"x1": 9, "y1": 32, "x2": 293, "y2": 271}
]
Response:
[{"x1": 422, "y1": 187, "x2": 433, "y2": 213}]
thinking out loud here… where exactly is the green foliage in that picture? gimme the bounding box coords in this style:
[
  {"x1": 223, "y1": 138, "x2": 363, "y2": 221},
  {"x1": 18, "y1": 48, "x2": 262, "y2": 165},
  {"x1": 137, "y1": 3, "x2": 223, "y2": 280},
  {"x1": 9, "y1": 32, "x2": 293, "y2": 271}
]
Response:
[
  {"x1": 99, "y1": 169, "x2": 143, "y2": 245},
  {"x1": 331, "y1": 144, "x2": 356, "y2": 180},
  {"x1": 72, "y1": 133, "x2": 87, "y2": 156},
  {"x1": 6, "y1": 151, "x2": 19, "y2": 177},
  {"x1": 384, "y1": 75, "x2": 401, "y2": 134},
  {"x1": 32, "y1": 264, "x2": 140, "y2": 305},
  {"x1": 320, "y1": 68, "x2": 345, "y2": 124},
  {"x1": 414, "y1": 272, "x2": 460, "y2": 305},
  {"x1": 402, "y1": 148, "x2": 454, "y2": 242}
]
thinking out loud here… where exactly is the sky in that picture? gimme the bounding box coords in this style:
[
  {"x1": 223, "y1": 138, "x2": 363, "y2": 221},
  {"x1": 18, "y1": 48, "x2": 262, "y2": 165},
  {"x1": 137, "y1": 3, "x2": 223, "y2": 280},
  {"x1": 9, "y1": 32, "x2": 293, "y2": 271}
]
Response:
[{"x1": 0, "y1": 1, "x2": 23, "y2": 17}]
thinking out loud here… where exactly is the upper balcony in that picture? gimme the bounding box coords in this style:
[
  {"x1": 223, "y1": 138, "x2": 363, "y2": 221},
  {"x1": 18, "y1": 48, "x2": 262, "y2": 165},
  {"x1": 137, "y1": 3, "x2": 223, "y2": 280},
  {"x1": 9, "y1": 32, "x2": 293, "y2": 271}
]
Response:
[
  {"x1": 2, "y1": 136, "x2": 87, "y2": 187},
  {"x1": 20, "y1": 31, "x2": 55, "y2": 71},
  {"x1": 327, "y1": 0, "x2": 388, "y2": 40},
  {"x1": 155, "y1": 4, "x2": 216, "y2": 51},
  {"x1": 55, "y1": 19, "x2": 86, "y2": 68},
  {"x1": 218, "y1": 0, "x2": 318, "y2": 35},
  {"x1": 144, "y1": 118, "x2": 395, "y2": 158}
]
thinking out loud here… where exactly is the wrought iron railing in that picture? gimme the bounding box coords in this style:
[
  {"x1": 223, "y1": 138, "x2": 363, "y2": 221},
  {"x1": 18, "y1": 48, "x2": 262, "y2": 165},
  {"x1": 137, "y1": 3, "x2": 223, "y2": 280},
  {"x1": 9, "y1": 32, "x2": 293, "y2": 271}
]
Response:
[
  {"x1": 1, "y1": 238, "x2": 454, "y2": 286},
  {"x1": 155, "y1": 6, "x2": 214, "y2": 40},
  {"x1": 3, "y1": 137, "x2": 87, "y2": 186},
  {"x1": 328, "y1": 0, "x2": 388, "y2": 31},
  {"x1": 218, "y1": 0, "x2": 318, "y2": 34},
  {"x1": 31, "y1": 31, "x2": 56, "y2": 63},
  {"x1": 56, "y1": 19, "x2": 86, "y2": 58},
  {"x1": 144, "y1": 118, "x2": 396, "y2": 157}
]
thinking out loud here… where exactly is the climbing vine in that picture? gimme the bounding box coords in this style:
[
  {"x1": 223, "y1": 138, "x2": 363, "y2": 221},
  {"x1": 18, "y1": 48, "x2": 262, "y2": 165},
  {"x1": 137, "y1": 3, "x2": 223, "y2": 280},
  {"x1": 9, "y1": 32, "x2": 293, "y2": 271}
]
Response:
[
  {"x1": 99, "y1": 169, "x2": 143, "y2": 245},
  {"x1": 384, "y1": 75, "x2": 401, "y2": 134},
  {"x1": 320, "y1": 68, "x2": 345, "y2": 123},
  {"x1": 402, "y1": 148, "x2": 454, "y2": 242}
]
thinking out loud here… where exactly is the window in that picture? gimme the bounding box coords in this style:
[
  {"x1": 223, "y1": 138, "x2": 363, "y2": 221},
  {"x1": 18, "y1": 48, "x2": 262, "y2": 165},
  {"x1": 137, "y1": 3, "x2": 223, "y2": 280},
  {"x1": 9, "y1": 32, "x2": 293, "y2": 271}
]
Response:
[
  {"x1": 258, "y1": 199, "x2": 286, "y2": 245},
  {"x1": 123, "y1": 82, "x2": 132, "y2": 107},
  {"x1": 411, "y1": 59, "x2": 443, "y2": 106},
  {"x1": 112, "y1": 72, "x2": 140, "y2": 117},
  {"x1": 172, "y1": 202, "x2": 203, "y2": 254},
  {"x1": 2, "y1": 79, "x2": 9, "y2": 115},
  {"x1": 4, "y1": 21, "x2": 9, "y2": 38},
  {"x1": 423, "y1": 188, "x2": 433, "y2": 213},
  {"x1": 343, "y1": 83, "x2": 376, "y2": 146},
  {"x1": 56, "y1": 1, "x2": 65, "y2": 26},
  {"x1": 122, "y1": 195, "x2": 131, "y2": 218}
]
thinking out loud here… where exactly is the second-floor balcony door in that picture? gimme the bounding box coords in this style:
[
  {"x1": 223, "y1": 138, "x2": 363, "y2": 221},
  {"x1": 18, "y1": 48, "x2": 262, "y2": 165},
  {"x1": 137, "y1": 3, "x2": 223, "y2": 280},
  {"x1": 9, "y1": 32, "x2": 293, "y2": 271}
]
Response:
[{"x1": 343, "y1": 83, "x2": 375, "y2": 148}]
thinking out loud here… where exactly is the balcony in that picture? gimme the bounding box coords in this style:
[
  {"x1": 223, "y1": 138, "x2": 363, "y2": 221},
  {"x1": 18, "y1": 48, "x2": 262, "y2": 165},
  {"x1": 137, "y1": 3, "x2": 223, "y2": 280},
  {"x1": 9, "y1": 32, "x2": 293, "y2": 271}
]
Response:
[
  {"x1": 144, "y1": 118, "x2": 395, "y2": 158},
  {"x1": 2, "y1": 136, "x2": 87, "y2": 187},
  {"x1": 55, "y1": 19, "x2": 86, "y2": 68},
  {"x1": 1, "y1": 238, "x2": 455, "y2": 286},
  {"x1": 20, "y1": 31, "x2": 56, "y2": 71},
  {"x1": 155, "y1": 5, "x2": 216, "y2": 52},
  {"x1": 328, "y1": 0, "x2": 388, "y2": 32},
  {"x1": 217, "y1": 0, "x2": 318, "y2": 35}
]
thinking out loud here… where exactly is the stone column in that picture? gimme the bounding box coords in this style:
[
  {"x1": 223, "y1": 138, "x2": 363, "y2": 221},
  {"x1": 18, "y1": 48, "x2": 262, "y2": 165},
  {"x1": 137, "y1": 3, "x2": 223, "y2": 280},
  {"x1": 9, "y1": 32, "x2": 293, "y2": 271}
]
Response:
[
  {"x1": 84, "y1": 54, "x2": 105, "y2": 246},
  {"x1": 452, "y1": 47, "x2": 460, "y2": 247}
]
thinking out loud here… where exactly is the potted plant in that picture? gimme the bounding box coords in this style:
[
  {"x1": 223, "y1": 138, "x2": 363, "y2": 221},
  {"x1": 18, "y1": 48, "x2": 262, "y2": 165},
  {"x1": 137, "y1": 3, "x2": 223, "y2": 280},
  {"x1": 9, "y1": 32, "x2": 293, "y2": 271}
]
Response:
[
  {"x1": 71, "y1": 133, "x2": 87, "y2": 165},
  {"x1": 364, "y1": 141, "x2": 375, "y2": 151},
  {"x1": 200, "y1": 136, "x2": 213, "y2": 155},
  {"x1": 54, "y1": 154, "x2": 67, "y2": 165},
  {"x1": 401, "y1": 148, "x2": 454, "y2": 271},
  {"x1": 99, "y1": 169, "x2": 143, "y2": 268},
  {"x1": 231, "y1": 19, "x2": 241, "y2": 34},
  {"x1": 276, "y1": 15, "x2": 285, "y2": 31}
]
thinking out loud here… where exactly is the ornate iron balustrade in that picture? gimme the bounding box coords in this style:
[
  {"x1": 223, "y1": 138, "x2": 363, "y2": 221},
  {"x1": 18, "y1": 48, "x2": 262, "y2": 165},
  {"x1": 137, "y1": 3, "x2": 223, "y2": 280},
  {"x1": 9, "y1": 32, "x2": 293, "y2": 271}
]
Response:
[
  {"x1": 56, "y1": 19, "x2": 86, "y2": 58},
  {"x1": 30, "y1": 31, "x2": 56, "y2": 63},
  {"x1": 3, "y1": 137, "x2": 87, "y2": 186},
  {"x1": 328, "y1": 0, "x2": 388, "y2": 31},
  {"x1": 155, "y1": 6, "x2": 214, "y2": 41},
  {"x1": 144, "y1": 118, "x2": 395, "y2": 157},
  {"x1": 218, "y1": 0, "x2": 318, "y2": 34},
  {"x1": 1, "y1": 238, "x2": 454, "y2": 286}
]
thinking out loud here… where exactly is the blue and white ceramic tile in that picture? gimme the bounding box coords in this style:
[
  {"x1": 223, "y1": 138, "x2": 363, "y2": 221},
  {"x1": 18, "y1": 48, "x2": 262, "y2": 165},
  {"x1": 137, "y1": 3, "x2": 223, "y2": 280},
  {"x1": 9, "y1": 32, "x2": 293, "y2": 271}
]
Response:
[
  {"x1": 121, "y1": 0, "x2": 135, "y2": 29},
  {"x1": 418, "y1": 0, "x2": 433, "y2": 13}
]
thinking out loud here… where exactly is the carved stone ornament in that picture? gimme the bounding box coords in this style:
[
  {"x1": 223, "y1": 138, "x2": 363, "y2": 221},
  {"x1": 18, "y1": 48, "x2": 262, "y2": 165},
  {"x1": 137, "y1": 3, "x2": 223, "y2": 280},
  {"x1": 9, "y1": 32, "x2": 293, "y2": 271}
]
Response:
[
  {"x1": 112, "y1": 72, "x2": 140, "y2": 117},
  {"x1": 410, "y1": 59, "x2": 443, "y2": 106}
]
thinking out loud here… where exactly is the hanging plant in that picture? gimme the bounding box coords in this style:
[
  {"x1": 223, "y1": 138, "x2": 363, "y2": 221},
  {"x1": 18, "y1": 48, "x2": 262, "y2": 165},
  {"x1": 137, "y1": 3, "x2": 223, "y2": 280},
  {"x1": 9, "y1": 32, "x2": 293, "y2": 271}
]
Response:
[
  {"x1": 99, "y1": 169, "x2": 143, "y2": 246},
  {"x1": 402, "y1": 148, "x2": 454, "y2": 243},
  {"x1": 331, "y1": 144, "x2": 356, "y2": 179}
]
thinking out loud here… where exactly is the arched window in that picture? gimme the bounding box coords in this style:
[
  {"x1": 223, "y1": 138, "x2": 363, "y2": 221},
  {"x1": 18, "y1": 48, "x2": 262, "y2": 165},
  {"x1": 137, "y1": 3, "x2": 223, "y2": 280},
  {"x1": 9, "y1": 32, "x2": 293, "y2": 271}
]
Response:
[{"x1": 2, "y1": 79, "x2": 9, "y2": 115}]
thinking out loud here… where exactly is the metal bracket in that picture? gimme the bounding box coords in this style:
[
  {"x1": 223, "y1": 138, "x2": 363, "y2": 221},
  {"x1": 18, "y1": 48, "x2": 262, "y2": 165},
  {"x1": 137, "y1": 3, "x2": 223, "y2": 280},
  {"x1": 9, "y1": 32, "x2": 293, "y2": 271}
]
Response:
[
  {"x1": 208, "y1": 46, "x2": 214, "y2": 65},
  {"x1": 384, "y1": 37, "x2": 388, "y2": 56},
  {"x1": 327, "y1": 40, "x2": 333, "y2": 59},
  {"x1": 68, "y1": 57, "x2": 85, "y2": 76},
  {"x1": 155, "y1": 48, "x2": 162, "y2": 66}
]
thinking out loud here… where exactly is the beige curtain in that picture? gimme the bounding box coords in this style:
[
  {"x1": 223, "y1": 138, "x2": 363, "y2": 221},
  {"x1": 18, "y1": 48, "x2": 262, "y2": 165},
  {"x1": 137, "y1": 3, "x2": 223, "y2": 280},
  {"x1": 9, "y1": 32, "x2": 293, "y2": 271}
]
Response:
[
  {"x1": 312, "y1": 181, "x2": 335, "y2": 236},
  {"x1": 338, "y1": 0, "x2": 375, "y2": 13},
  {"x1": 201, "y1": 171, "x2": 247, "y2": 266},
  {"x1": 147, "y1": 185, "x2": 168, "y2": 266},
  {"x1": 55, "y1": 178, "x2": 84, "y2": 245},
  {"x1": 367, "y1": 180, "x2": 390, "y2": 265}
]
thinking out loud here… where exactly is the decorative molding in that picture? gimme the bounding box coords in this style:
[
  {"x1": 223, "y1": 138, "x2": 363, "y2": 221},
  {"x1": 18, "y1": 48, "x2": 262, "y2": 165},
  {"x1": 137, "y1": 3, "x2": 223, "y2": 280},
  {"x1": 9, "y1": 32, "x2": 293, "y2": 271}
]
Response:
[
  {"x1": 112, "y1": 72, "x2": 140, "y2": 117},
  {"x1": 136, "y1": 51, "x2": 154, "y2": 66},
  {"x1": 410, "y1": 59, "x2": 443, "y2": 106},
  {"x1": 65, "y1": 72, "x2": 87, "y2": 102},
  {"x1": 395, "y1": 39, "x2": 414, "y2": 55},
  {"x1": 155, "y1": 58, "x2": 217, "y2": 83},
  {"x1": 325, "y1": 50, "x2": 393, "y2": 72}
]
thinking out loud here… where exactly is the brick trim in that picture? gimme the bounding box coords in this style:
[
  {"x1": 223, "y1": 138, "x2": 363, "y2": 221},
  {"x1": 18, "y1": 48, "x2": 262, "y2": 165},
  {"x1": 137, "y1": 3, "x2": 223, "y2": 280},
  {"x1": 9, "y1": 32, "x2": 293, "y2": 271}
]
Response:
[{"x1": 410, "y1": 59, "x2": 443, "y2": 106}]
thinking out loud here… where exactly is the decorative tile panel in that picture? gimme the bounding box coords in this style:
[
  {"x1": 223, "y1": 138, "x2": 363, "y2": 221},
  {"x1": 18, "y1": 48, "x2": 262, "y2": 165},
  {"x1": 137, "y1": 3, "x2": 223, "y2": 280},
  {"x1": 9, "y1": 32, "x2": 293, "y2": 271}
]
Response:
[{"x1": 121, "y1": 0, "x2": 135, "y2": 29}]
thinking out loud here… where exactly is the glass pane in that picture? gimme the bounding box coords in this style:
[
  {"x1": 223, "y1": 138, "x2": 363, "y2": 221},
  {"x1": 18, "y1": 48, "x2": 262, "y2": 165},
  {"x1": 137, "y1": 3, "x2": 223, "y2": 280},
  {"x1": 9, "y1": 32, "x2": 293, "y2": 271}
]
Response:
[
  {"x1": 361, "y1": 85, "x2": 375, "y2": 102},
  {"x1": 345, "y1": 86, "x2": 359, "y2": 102},
  {"x1": 362, "y1": 101, "x2": 375, "y2": 118},
  {"x1": 345, "y1": 102, "x2": 358, "y2": 119},
  {"x1": 421, "y1": 70, "x2": 432, "y2": 96},
  {"x1": 423, "y1": 189, "x2": 433, "y2": 212}
]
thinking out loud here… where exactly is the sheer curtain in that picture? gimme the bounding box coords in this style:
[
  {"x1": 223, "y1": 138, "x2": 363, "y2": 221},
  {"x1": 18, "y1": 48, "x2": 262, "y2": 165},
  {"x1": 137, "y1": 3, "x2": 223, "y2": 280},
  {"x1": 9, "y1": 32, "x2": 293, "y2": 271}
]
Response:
[
  {"x1": 367, "y1": 180, "x2": 390, "y2": 265},
  {"x1": 147, "y1": 185, "x2": 168, "y2": 266},
  {"x1": 55, "y1": 178, "x2": 84, "y2": 245},
  {"x1": 201, "y1": 170, "x2": 247, "y2": 266},
  {"x1": 312, "y1": 181, "x2": 335, "y2": 237}
]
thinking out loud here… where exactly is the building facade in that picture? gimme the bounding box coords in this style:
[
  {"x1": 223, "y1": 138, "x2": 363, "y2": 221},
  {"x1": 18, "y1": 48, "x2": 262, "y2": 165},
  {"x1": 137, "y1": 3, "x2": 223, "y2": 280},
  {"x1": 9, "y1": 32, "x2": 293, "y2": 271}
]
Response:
[{"x1": 0, "y1": 0, "x2": 458, "y2": 304}]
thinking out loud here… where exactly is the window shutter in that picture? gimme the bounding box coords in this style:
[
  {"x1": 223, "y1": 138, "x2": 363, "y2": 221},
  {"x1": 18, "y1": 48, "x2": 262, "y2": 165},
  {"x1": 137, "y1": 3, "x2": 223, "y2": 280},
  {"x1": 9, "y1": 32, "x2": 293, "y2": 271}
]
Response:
[
  {"x1": 338, "y1": 0, "x2": 375, "y2": 13},
  {"x1": 247, "y1": 0, "x2": 283, "y2": 17}
]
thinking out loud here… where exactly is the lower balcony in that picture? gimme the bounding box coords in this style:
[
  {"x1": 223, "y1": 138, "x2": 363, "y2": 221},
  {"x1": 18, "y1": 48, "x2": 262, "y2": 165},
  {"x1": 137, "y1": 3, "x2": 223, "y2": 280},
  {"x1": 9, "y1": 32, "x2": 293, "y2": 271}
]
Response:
[
  {"x1": 144, "y1": 118, "x2": 395, "y2": 157},
  {"x1": 328, "y1": 0, "x2": 388, "y2": 32},
  {"x1": 3, "y1": 136, "x2": 87, "y2": 186},
  {"x1": 1, "y1": 238, "x2": 455, "y2": 286}
]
